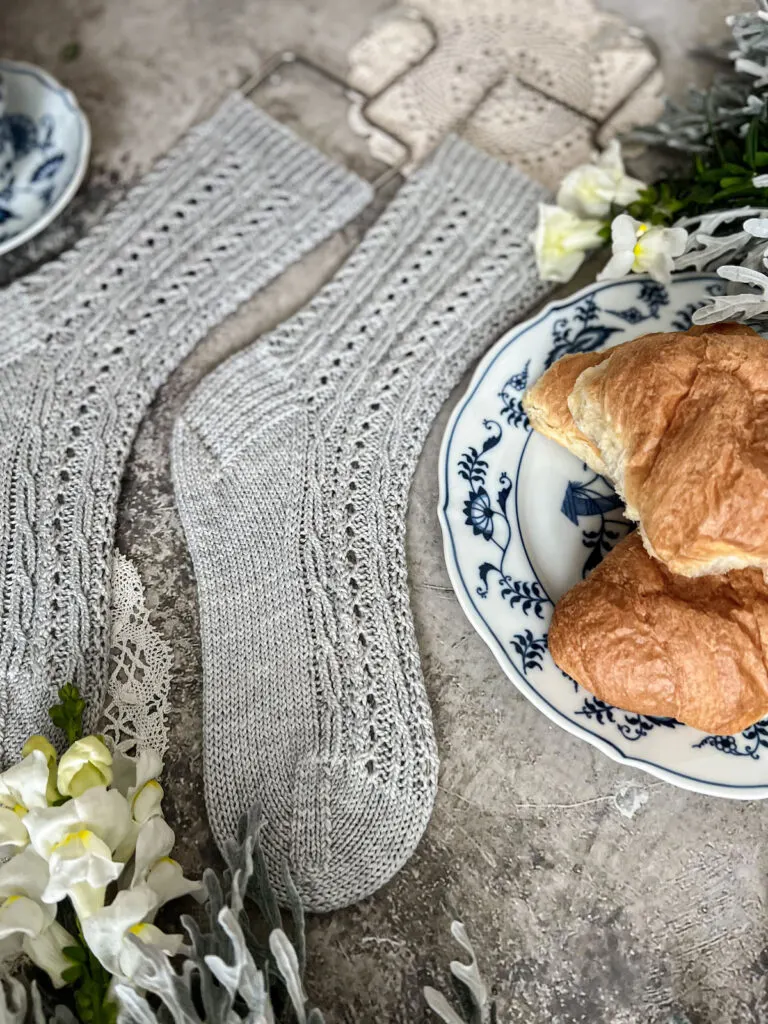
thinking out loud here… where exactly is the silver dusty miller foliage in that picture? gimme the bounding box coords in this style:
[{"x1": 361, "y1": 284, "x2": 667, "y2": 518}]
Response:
[
  {"x1": 690, "y1": 223, "x2": 768, "y2": 324},
  {"x1": 423, "y1": 921, "x2": 494, "y2": 1024},
  {"x1": 674, "y1": 206, "x2": 768, "y2": 323},
  {"x1": 420, "y1": 924, "x2": 693, "y2": 1024},
  {"x1": 674, "y1": 206, "x2": 768, "y2": 272},
  {"x1": 114, "y1": 804, "x2": 326, "y2": 1024},
  {"x1": 632, "y1": 0, "x2": 768, "y2": 325},
  {"x1": 630, "y1": 2, "x2": 768, "y2": 153}
]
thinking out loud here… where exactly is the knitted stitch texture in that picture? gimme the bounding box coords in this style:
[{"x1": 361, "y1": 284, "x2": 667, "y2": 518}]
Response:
[
  {"x1": 172, "y1": 137, "x2": 549, "y2": 911},
  {"x1": 0, "y1": 94, "x2": 372, "y2": 765}
]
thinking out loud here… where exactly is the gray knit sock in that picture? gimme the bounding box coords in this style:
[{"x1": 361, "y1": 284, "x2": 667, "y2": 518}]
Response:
[
  {"x1": 172, "y1": 137, "x2": 548, "y2": 911},
  {"x1": 0, "y1": 94, "x2": 372, "y2": 764}
]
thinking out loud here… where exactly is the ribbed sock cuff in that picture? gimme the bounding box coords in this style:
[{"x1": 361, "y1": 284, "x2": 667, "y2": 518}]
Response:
[
  {"x1": 180, "y1": 134, "x2": 549, "y2": 461},
  {"x1": 8, "y1": 93, "x2": 373, "y2": 327}
]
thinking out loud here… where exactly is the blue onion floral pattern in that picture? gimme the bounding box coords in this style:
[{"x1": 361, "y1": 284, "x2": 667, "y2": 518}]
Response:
[
  {"x1": 561, "y1": 473, "x2": 633, "y2": 578},
  {"x1": 463, "y1": 487, "x2": 494, "y2": 540},
  {"x1": 499, "y1": 361, "x2": 530, "y2": 429},
  {"x1": 576, "y1": 696, "x2": 679, "y2": 742},
  {"x1": 694, "y1": 720, "x2": 768, "y2": 759},
  {"x1": 459, "y1": 421, "x2": 552, "y2": 620}
]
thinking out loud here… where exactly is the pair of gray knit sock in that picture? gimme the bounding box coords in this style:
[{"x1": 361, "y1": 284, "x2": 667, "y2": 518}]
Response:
[{"x1": 1, "y1": 94, "x2": 546, "y2": 912}]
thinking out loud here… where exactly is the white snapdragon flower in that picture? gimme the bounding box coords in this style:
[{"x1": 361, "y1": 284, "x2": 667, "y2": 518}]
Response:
[
  {"x1": 0, "y1": 848, "x2": 49, "y2": 903},
  {"x1": 132, "y1": 817, "x2": 175, "y2": 888},
  {"x1": 132, "y1": 780, "x2": 164, "y2": 823},
  {"x1": 112, "y1": 750, "x2": 165, "y2": 863},
  {"x1": 531, "y1": 204, "x2": 604, "y2": 283},
  {"x1": 43, "y1": 830, "x2": 124, "y2": 921},
  {"x1": 131, "y1": 817, "x2": 202, "y2": 920},
  {"x1": 82, "y1": 884, "x2": 183, "y2": 983},
  {"x1": 119, "y1": 922, "x2": 185, "y2": 982},
  {"x1": 597, "y1": 214, "x2": 688, "y2": 284},
  {"x1": 145, "y1": 857, "x2": 204, "y2": 908},
  {"x1": 112, "y1": 749, "x2": 163, "y2": 801},
  {"x1": 25, "y1": 786, "x2": 132, "y2": 861},
  {"x1": 0, "y1": 732, "x2": 196, "y2": 989},
  {"x1": 25, "y1": 787, "x2": 132, "y2": 921},
  {"x1": 557, "y1": 140, "x2": 645, "y2": 218},
  {"x1": 0, "y1": 809, "x2": 30, "y2": 859},
  {"x1": 0, "y1": 750, "x2": 51, "y2": 813},
  {"x1": 0, "y1": 750, "x2": 52, "y2": 857},
  {"x1": 57, "y1": 737, "x2": 113, "y2": 798},
  {"x1": 0, "y1": 849, "x2": 76, "y2": 988},
  {"x1": 0, "y1": 897, "x2": 75, "y2": 987},
  {"x1": 21, "y1": 736, "x2": 60, "y2": 805}
]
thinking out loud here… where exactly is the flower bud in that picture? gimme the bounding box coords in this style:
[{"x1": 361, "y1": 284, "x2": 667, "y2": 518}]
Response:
[
  {"x1": 57, "y1": 737, "x2": 113, "y2": 798},
  {"x1": 22, "y1": 736, "x2": 59, "y2": 804}
]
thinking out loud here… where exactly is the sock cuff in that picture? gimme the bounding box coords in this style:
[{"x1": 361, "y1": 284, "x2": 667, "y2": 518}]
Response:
[
  {"x1": 178, "y1": 136, "x2": 549, "y2": 462},
  {"x1": 395, "y1": 133, "x2": 548, "y2": 219},
  {"x1": 1, "y1": 93, "x2": 373, "y2": 342},
  {"x1": 329, "y1": 134, "x2": 550, "y2": 291}
]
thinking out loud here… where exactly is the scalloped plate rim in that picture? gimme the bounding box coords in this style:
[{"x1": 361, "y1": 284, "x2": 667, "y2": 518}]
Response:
[
  {"x1": 438, "y1": 271, "x2": 768, "y2": 800},
  {"x1": 0, "y1": 58, "x2": 91, "y2": 257}
]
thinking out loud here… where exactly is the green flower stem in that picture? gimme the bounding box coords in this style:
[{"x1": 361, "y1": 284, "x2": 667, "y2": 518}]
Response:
[{"x1": 48, "y1": 685, "x2": 86, "y2": 746}]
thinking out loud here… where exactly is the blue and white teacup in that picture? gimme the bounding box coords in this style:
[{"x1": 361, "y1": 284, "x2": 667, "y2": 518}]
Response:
[{"x1": 0, "y1": 73, "x2": 15, "y2": 194}]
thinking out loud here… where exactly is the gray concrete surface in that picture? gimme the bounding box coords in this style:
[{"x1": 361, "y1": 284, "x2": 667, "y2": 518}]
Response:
[{"x1": 0, "y1": 1, "x2": 764, "y2": 1021}]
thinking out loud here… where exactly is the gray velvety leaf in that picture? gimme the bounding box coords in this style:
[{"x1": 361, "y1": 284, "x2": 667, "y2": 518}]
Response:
[{"x1": 629, "y1": 1, "x2": 768, "y2": 152}]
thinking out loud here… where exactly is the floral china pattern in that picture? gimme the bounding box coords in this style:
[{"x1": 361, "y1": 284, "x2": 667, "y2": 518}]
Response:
[
  {"x1": 0, "y1": 61, "x2": 90, "y2": 255},
  {"x1": 0, "y1": 113, "x2": 66, "y2": 232},
  {"x1": 440, "y1": 274, "x2": 768, "y2": 798}
]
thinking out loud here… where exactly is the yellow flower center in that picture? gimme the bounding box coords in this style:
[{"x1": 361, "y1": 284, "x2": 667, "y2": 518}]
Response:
[
  {"x1": 633, "y1": 223, "x2": 650, "y2": 258},
  {"x1": 54, "y1": 829, "x2": 92, "y2": 852}
]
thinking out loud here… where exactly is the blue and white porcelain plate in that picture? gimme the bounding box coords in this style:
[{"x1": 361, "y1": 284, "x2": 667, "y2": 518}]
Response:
[
  {"x1": 0, "y1": 60, "x2": 90, "y2": 256},
  {"x1": 439, "y1": 272, "x2": 768, "y2": 800}
]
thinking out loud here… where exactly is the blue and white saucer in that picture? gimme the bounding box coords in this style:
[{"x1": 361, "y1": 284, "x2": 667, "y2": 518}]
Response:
[
  {"x1": 439, "y1": 272, "x2": 768, "y2": 799},
  {"x1": 0, "y1": 60, "x2": 90, "y2": 256}
]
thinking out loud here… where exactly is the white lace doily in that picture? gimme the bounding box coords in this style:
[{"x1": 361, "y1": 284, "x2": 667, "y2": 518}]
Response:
[
  {"x1": 347, "y1": 0, "x2": 664, "y2": 188},
  {"x1": 103, "y1": 551, "x2": 172, "y2": 758}
]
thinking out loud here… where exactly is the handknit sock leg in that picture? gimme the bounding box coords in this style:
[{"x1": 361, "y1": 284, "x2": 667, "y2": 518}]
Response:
[
  {"x1": 172, "y1": 137, "x2": 548, "y2": 911},
  {"x1": 0, "y1": 95, "x2": 372, "y2": 764}
]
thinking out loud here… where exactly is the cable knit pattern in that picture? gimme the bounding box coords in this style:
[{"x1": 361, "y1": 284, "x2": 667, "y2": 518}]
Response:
[
  {"x1": 0, "y1": 93, "x2": 372, "y2": 765},
  {"x1": 172, "y1": 137, "x2": 550, "y2": 911}
]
